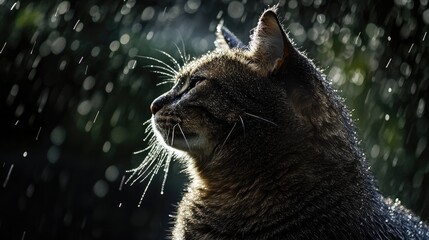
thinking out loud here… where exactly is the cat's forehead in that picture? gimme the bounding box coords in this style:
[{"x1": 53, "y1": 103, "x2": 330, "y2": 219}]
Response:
[{"x1": 177, "y1": 49, "x2": 260, "y2": 79}]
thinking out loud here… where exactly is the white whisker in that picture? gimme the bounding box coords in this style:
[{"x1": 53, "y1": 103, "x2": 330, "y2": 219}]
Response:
[
  {"x1": 137, "y1": 151, "x2": 166, "y2": 206},
  {"x1": 173, "y1": 42, "x2": 187, "y2": 66},
  {"x1": 138, "y1": 151, "x2": 166, "y2": 185},
  {"x1": 171, "y1": 124, "x2": 177, "y2": 146},
  {"x1": 239, "y1": 115, "x2": 246, "y2": 137},
  {"x1": 178, "y1": 34, "x2": 190, "y2": 63},
  {"x1": 142, "y1": 63, "x2": 176, "y2": 75},
  {"x1": 136, "y1": 55, "x2": 178, "y2": 74},
  {"x1": 177, "y1": 123, "x2": 191, "y2": 151},
  {"x1": 148, "y1": 70, "x2": 175, "y2": 79},
  {"x1": 137, "y1": 164, "x2": 158, "y2": 208},
  {"x1": 156, "y1": 49, "x2": 181, "y2": 71},
  {"x1": 143, "y1": 65, "x2": 176, "y2": 76},
  {"x1": 126, "y1": 143, "x2": 160, "y2": 183},
  {"x1": 128, "y1": 156, "x2": 157, "y2": 185},
  {"x1": 143, "y1": 131, "x2": 153, "y2": 142},
  {"x1": 160, "y1": 151, "x2": 173, "y2": 195},
  {"x1": 156, "y1": 80, "x2": 175, "y2": 86},
  {"x1": 135, "y1": 162, "x2": 157, "y2": 185},
  {"x1": 133, "y1": 146, "x2": 151, "y2": 155},
  {"x1": 166, "y1": 128, "x2": 171, "y2": 143},
  {"x1": 218, "y1": 122, "x2": 237, "y2": 155},
  {"x1": 244, "y1": 112, "x2": 278, "y2": 126}
]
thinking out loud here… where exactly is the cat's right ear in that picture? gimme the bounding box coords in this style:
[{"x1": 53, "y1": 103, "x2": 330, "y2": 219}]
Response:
[
  {"x1": 215, "y1": 21, "x2": 247, "y2": 50},
  {"x1": 249, "y1": 7, "x2": 296, "y2": 74}
]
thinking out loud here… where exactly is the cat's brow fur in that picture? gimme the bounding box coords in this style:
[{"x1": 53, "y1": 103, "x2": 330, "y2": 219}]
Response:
[{"x1": 148, "y1": 6, "x2": 429, "y2": 240}]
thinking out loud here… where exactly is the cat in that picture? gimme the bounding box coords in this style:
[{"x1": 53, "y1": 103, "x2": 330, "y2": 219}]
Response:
[{"x1": 147, "y1": 6, "x2": 429, "y2": 240}]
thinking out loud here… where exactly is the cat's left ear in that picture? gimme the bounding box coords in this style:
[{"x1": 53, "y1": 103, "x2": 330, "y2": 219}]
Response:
[
  {"x1": 249, "y1": 7, "x2": 295, "y2": 74},
  {"x1": 215, "y1": 21, "x2": 247, "y2": 50}
]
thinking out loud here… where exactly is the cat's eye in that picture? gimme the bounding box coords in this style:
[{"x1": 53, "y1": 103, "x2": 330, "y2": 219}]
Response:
[
  {"x1": 175, "y1": 76, "x2": 206, "y2": 95},
  {"x1": 189, "y1": 76, "x2": 206, "y2": 89}
]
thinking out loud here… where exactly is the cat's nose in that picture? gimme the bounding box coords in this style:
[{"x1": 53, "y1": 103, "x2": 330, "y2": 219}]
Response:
[
  {"x1": 150, "y1": 94, "x2": 168, "y2": 115},
  {"x1": 150, "y1": 99, "x2": 162, "y2": 115}
]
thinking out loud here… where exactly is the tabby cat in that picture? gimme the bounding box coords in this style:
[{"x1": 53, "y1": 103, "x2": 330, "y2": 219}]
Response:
[{"x1": 148, "y1": 6, "x2": 429, "y2": 240}]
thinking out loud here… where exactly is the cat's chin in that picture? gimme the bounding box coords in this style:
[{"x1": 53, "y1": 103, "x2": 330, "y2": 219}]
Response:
[
  {"x1": 151, "y1": 116, "x2": 215, "y2": 157},
  {"x1": 165, "y1": 133, "x2": 199, "y2": 151},
  {"x1": 152, "y1": 125, "x2": 204, "y2": 154}
]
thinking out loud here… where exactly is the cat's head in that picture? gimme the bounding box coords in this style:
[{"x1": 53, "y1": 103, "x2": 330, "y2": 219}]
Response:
[{"x1": 150, "y1": 7, "x2": 353, "y2": 169}]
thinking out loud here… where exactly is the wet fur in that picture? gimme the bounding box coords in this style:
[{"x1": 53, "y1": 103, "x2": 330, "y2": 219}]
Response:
[{"x1": 148, "y1": 7, "x2": 429, "y2": 240}]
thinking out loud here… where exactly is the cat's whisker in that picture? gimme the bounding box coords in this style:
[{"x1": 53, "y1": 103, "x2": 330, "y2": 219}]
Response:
[
  {"x1": 135, "y1": 161, "x2": 157, "y2": 185},
  {"x1": 133, "y1": 145, "x2": 152, "y2": 155},
  {"x1": 143, "y1": 69, "x2": 175, "y2": 79},
  {"x1": 125, "y1": 168, "x2": 140, "y2": 185},
  {"x1": 156, "y1": 80, "x2": 175, "y2": 86},
  {"x1": 160, "y1": 151, "x2": 173, "y2": 195},
  {"x1": 177, "y1": 123, "x2": 191, "y2": 151},
  {"x1": 217, "y1": 122, "x2": 237, "y2": 155},
  {"x1": 143, "y1": 65, "x2": 176, "y2": 77},
  {"x1": 129, "y1": 150, "x2": 160, "y2": 185},
  {"x1": 126, "y1": 158, "x2": 152, "y2": 185},
  {"x1": 177, "y1": 32, "x2": 189, "y2": 63},
  {"x1": 173, "y1": 42, "x2": 189, "y2": 66},
  {"x1": 244, "y1": 112, "x2": 278, "y2": 126},
  {"x1": 173, "y1": 42, "x2": 186, "y2": 66},
  {"x1": 143, "y1": 119, "x2": 153, "y2": 133},
  {"x1": 239, "y1": 115, "x2": 246, "y2": 137},
  {"x1": 143, "y1": 126, "x2": 154, "y2": 142},
  {"x1": 138, "y1": 157, "x2": 162, "y2": 207},
  {"x1": 125, "y1": 139, "x2": 162, "y2": 185},
  {"x1": 166, "y1": 128, "x2": 171, "y2": 143},
  {"x1": 158, "y1": 75, "x2": 176, "y2": 81},
  {"x1": 156, "y1": 49, "x2": 181, "y2": 71},
  {"x1": 125, "y1": 145, "x2": 155, "y2": 177},
  {"x1": 171, "y1": 124, "x2": 177, "y2": 146},
  {"x1": 136, "y1": 55, "x2": 178, "y2": 74}
]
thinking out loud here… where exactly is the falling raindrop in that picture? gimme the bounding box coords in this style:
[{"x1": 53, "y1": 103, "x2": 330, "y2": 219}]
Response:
[
  {"x1": 73, "y1": 19, "x2": 80, "y2": 30},
  {"x1": 3, "y1": 164, "x2": 14, "y2": 188},
  {"x1": 385, "y1": 58, "x2": 392, "y2": 68},
  {"x1": 93, "y1": 110, "x2": 100, "y2": 123},
  {"x1": 408, "y1": 43, "x2": 414, "y2": 53},
  {"x1": 0, "y1": 42, "x2": 6, "y2": 54},
  {"x1": 119, "y1": 175, "x2": 125, "y2": 191},
  {"x1": 10, "y1": 1, "x2": 19, "y2": 11},
  {"x1": 30, "y1": 40, "x2": 37, "y2": 54}
]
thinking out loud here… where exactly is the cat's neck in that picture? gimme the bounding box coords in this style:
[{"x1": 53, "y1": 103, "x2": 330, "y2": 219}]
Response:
[
  {"x1": 192, "y1": 127, "x2": 373, "y2": 197},
  {"x1": 194, "y1": 148, "x2": 375, "y2": 206}
]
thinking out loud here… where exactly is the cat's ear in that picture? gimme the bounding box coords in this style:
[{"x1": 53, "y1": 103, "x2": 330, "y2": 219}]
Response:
[
  {"x1": 249, "y1": 7, "x2": 295, "y2": 74},
  {"x1": 215, "y1": 21, "x2": 247, "y2": 50}
]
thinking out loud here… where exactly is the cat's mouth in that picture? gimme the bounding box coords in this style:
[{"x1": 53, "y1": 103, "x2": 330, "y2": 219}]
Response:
[
  {"x1": 151, "y1": 116, "x2": 201, "y2": 152},
  {"x1": 162, "y1": 129, "x2": 199, "y2": 150}
]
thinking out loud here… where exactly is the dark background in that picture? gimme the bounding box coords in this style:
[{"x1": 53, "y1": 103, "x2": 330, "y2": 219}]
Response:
[{"x1": 0, "y1": 0, "x2": 428, "y2": 239}]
